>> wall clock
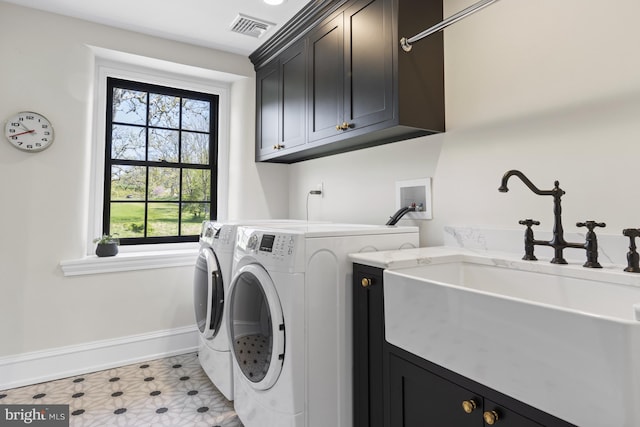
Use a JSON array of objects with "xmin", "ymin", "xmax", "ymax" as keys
[{"xmin": 4, "ymin": 111, "xmax": 55, "ymax": 152}]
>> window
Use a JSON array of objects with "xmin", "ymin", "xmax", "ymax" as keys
[{"xmin": 104, "ymin": 77, "xmax": 218, "ymax": 245}]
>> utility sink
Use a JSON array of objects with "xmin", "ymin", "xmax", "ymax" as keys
[{"xmin": 384, "ymin": 255, "xmax": 640, "ymax": 427}]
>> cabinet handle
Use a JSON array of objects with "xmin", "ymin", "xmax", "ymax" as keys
[
  {"xmin": 272, "ymin": 144, "xmax": 285, "ymax": 150},
  {"xmin": 361, "ymin": 277, "xmax": 373, "ymax": 288},
  {"xmin": 336, "ymin": 122, "xmax": 351, "ymax": 131},
  {"xmin": 461, "ymin": 399, "xmax": 477, "ymax": 414},
  {"xmin": 483, "ymin": 410, "xmax": 500, "ymax": 425}
]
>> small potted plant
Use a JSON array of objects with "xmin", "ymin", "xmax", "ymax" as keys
[{"xmin": 93, "ymin": 234, "xmax": 119, "ymax": 257}]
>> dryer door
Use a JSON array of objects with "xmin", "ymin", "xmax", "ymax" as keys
[
  {"xmin": 193, "ymin": 247, "xmax": 225, "ymax": 339},
  {"xmin": 228, "ymin": 263, "xmax": 285, "ymax": 391}
]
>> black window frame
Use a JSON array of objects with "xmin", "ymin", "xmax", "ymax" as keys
[{"xmin": 103, "ymin": 77, "xmax": 218, "ymax": 245}]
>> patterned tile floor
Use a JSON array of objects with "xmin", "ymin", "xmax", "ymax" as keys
[{"xmin": 0, "ymin": 352, "xmax": 243, "ymax": 427}]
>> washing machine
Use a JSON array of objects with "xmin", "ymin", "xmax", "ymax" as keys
[
  {"xmin": 227, "ymin": 223, "xmax": 419, "ymax": 427},
  {"xmin": 193, "ymin": 220, "xmax": 325, "ymax": 401}
]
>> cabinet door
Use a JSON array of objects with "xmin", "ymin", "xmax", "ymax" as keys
[
  {"xmin": 279, "ymin": 39, "xmax": 307, "ymax": 151},
  {"xmin": 307, "ymin": 14, "xmax": 344, "ymax": 142},
  {"xmin": 388, "ymin": 352, "xmax": 478, "ymax": 427},
  {"xmin": 256, "ymin": 61, "xmax": 279, "ymax": 158},
  {"xmin": 353, "ymin": 265, "xmax": 385, "ymax": 427},
  {"xmin": 344, "ymin": 0, "xmax": 393, "ymax": 130},
  {"xmin": 483, "ymin": 400, "xmax": 544, "ymax": 427}
]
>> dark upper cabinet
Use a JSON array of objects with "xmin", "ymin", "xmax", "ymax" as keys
[
  {"xmin": 307, "ymin": 14, "xmax": 345, "ymax": 142},
  {"xmin": 256, "ymin": 61, "xmax": 279, "ymax": 158},
  {"xmin": 256, "ymin": 39, "xmax": 307, "ymax": 159},
  {"xmin": 343, "ymin": 0, "xmax": 393, "ymax": 132},
  {"xmin": 308, "ymin": 0, "xmax": 392, "ymax": 143},
  {"xmin": 251, "ymin": 0, "xmax": 445, "ymax": 163}
]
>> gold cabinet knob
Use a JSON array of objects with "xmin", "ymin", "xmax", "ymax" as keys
[
  {"xmin": 361, "ymin": 277, "xmax": 372, "ymax": 288},
  {"xmin": 461, "ymin": 399, "xmax": 477, "ymax": 414},
  {"xmin": 336, "ymin": 122, "xmax": 350, "ymax": 131},
  {"xmin": 272, "ymin": 144, "xmax": 285, "ymax": 150},
  {"xmin": 483, "ymin": 410, "xmax": 500, "ymax": 425}
]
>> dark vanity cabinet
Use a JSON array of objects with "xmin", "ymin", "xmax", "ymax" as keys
[
  {"xmin": 251, "ymin": 0, "xmax": 444, "ymax": 163},
  {"xmin": 352, "ymin": 263, "xmax": 576, "ymax": 427},
  {"xmin": 353, "ymin": 264, "xmax": 386, "ymax": 427},
  {"xmin": 387, "ymin": 351, "xmax": 552, "ymax": 427}
]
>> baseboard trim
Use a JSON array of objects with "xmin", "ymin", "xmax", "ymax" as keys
[{"xmin": 0, "ymin": 326, "xmax": 199, "ymax": 390}]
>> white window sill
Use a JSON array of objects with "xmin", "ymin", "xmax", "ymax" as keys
[{"xmin": 60, "ymin": 247, "xmax": 199, "ymax": 276}]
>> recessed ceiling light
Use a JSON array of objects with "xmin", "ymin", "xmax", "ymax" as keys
[{"xmin": 264, "ymin": 0, "xmax": 286, "ymax": 5}]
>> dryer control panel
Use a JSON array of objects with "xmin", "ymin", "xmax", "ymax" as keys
[{"xmin": 199, "ymin": 221, "xmax": 222, "ymax": 246}]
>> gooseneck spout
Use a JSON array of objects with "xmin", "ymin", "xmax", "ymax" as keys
[
  {"xmin": 498, "ymin": 170, "xmax": 564, "ymax": 197},
  {"xmin": 498, "ymin": 170, "xmax": 588, "ymax": 265}
]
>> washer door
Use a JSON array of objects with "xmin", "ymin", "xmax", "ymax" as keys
[
  {"xmin": 193, "ymin": 247, "xmax": 224, "ymax": 339},
  {"xmin": 228, "ymin": 264, "xmax": 285, "ymax": 391}
]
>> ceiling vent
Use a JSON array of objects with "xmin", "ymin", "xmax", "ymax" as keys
[{"xmin": 230, "ymin": 14, "xmax": 275, "ymax": 38}]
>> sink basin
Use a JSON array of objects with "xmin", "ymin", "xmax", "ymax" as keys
[{"xmin": 384, "ymin": 255, "xmax": 640, "ymax": 427}]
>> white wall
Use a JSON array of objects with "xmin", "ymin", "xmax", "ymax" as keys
[
  {"xmin": 0, "ymin": 1, "xmax": 287, "ymax": 360},
  {"xmin": 290, "ymin": 0, "xmax": 640, "ymax": 248},
  {"xmin": 228, "ymin": 78, "xmax": 290, "ymax": 219}
]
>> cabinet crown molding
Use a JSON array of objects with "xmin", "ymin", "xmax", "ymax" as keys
[{"xmin": 250, "ymin": 0, "xmax": 348, "ymax": 70}]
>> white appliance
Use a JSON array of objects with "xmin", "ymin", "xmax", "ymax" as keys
[
  {"xmin": 193, "ymin": 220, "xmax": 324, "ymax": 401},
  {"xmin": 227, "ymin": 223, "xmax": 419, "ymax": 427}
]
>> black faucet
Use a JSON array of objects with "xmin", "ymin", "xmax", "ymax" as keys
[{"xmin": 499, "ymin": 170, "xmax": 605, "ymax": 266}]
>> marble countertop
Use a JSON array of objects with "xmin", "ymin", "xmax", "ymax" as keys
[
  {"xmin": 350, "ymin": 246, "xmax": 462, "ymax": 269},
  {"xmin": 349, "ymin": 245, "xmax": 640, "ymax": 288}
]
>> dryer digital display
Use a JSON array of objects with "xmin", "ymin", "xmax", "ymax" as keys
[{"xmin": 259, "ymin": 234, "xmax": 276, "ymax": 252}]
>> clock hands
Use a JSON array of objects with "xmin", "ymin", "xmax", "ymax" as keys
[
  {"xmin": 10, "ymin": 129, "xmax": 35, "ymax": 138},
  {"xmin": 12, "ymin": 121, "xmax": 36, "ymax": 137}
]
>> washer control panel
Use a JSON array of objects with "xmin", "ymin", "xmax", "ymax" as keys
[
  {"xmin": 257, "ymin": 233, "xmax": 295, "ymax": 259},
  {"xmin": 237, "ymin": 228, "xmax": 299, "ymax": 268}
]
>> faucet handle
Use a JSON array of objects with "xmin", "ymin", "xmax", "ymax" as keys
[
  {"xmin": 577, "ymin": 221, "xmax": 605, "ymax": 268},
  {"xmin": 519, "ymin": 219, "xmax": 539, "ymax": 261},
  {"xmin": 623, "ymin": 229, "xmax": 640, "ymax": 273},
  {"xmin": 519, "ymin": 219, "xmax": 540, "ymax": 227},
  {"xmin": 576, "ymin": 221, "xmax": 606, "ymax": 231}
]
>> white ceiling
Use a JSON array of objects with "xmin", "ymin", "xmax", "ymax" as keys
[{"xmin": 3, "ymin": 0, "xmax": 310, "ymax": 56}]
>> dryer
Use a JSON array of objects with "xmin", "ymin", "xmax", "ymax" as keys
[
  {"xmin": 193, "ymin": 220, "xmax": 325, "ymax": 401},
  {"xmin": 227, "ymin": 223, "xmax": 419, "ymax": 427}
]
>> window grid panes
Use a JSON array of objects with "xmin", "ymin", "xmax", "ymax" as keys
[{"xmin": 104, "ymin": 77, "xmax": 218, "ymax": 245}]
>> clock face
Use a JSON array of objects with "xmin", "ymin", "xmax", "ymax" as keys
[{"xmin": 4, "ymin": 111, "xmax": 55, "ymax": 152}]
